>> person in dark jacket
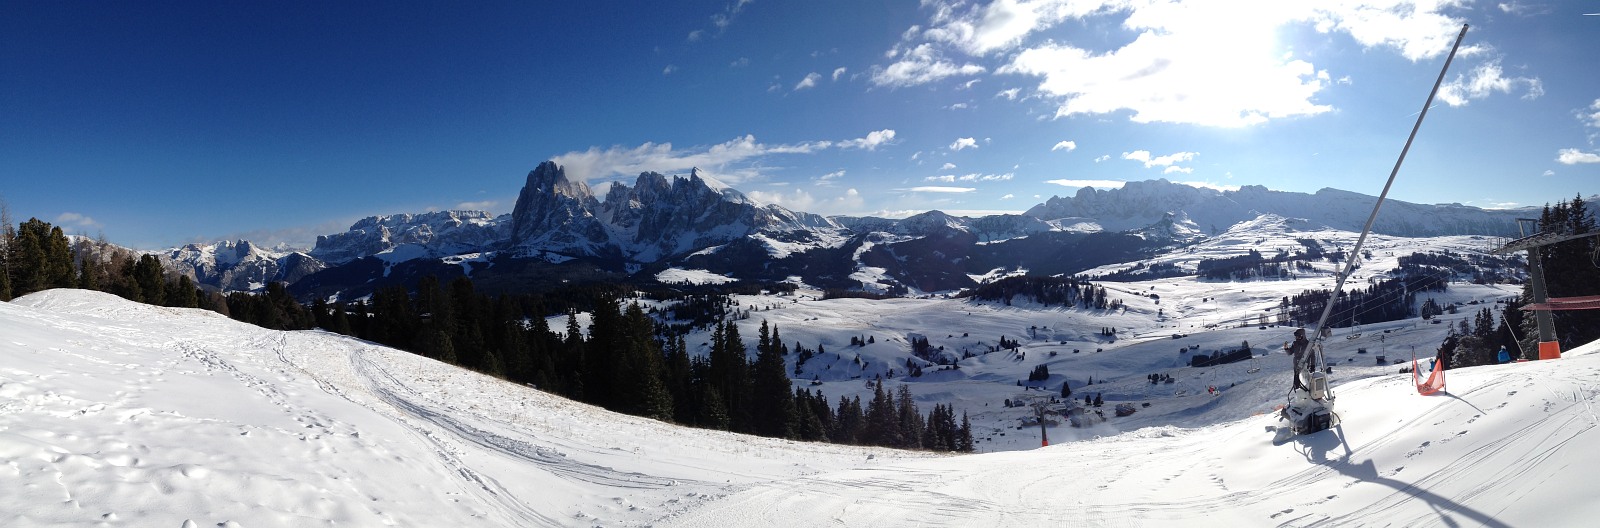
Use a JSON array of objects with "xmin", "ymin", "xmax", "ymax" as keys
[{"xmin": 1285, "ymin": 328, "xmax": 1310, "ymax": 392}]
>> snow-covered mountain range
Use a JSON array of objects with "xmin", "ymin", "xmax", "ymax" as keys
[
  {"xmin": 1026, "ymin": 180, "xmax": 1526, "ymax": 237},
  {"xmin": 161, "ymin": 240, "xmax": 324, "ymax": 292},
  {"xmin": 161, "ymin": 163, "xmax": 1536, "ymax": 298}
]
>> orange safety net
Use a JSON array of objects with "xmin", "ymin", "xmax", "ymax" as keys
[
  {"xmin": 1412, "ymin": 355, "xmax": 1446, "ymax": 395},
  {"xmin": 1522, "ymin": 294, "xmax": 1600, "ymax": 311}
]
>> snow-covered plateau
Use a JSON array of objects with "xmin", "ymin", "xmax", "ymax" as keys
[{"xmin": 4, "ymin": 289, "xmax": 1598, "ymax": 527}]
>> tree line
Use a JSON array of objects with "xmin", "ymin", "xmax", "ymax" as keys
[
  {"xmin": 963, "ymin": 275, "xmax": 1119, "ymax": 309},
  {"xmin": 0, "ymin": 215, "xmax": 217, "ymax": 310},
  {"xmin": 0, "ymin": 212, "xmax": 973, "ymax": 452},
  {"xmin": 1517, "ymin": 195, "xmax": 1599, "ymax": 354}
]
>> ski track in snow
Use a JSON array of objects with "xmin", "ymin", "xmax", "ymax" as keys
[{"xmin": 6, "ymin": 290, "xmax": 1600, "ymax": 526}]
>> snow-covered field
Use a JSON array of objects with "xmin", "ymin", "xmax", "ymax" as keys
[{"xmin": 5, "ymin": 289, "xmax": 1599, "ymax": 526}]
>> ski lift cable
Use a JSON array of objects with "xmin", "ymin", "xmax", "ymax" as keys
[
  {"xmin": 1500, "ymin": 309, "xmax": 1530, "ymax": 358},
  {"xmin": 1255, "ymin": 261, "xmax": 1488, "ymax": 344}
]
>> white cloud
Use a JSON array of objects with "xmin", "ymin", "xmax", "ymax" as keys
[
  {"xmin": 903, "ymin": 186, "xmax": 977, "ymax": 193},
  {"xmin": 200, "ymin": 218, "xmax": 353, "ymax": 252},
  {"xmin": 688, "ymin": 30, "xmax": 705, "ymax": 42},
  {"xmin": 551, "ymin": 129, "xmax": 896, "ymax": 184},
  {"xmin": 941, "ymin": 162, "xmax": 956, "ymax": 170},
  {"xmin": 1162, "ymin": 166, "xmax": 1194, "ymax": 174},
  {"xmin": 922, "ymin": 0, "xmax": 1113, "ymax": 56},
  {"xmin": 55, "ymin": 212, "xmax": 101, "ymax": 230},
  {"xmin": 747, "ymin": 188, "xmax": 815, "ymax": 211},
  {"xmin": 832, "ymin": 67, "xmax": 848, "ymax": 81},
  {"xmin": 996, "ymin": 87, "xmax": 1020, "ymax": 100},
  {"xmin": 1002, "ymin": 27, "xmax": 1333, "ymax": 127},
  {"xmin": 1556, "ymin": 148, "xmax": 1600, "ymax": 165},
  {"xmin": 794, "ymin": 72, "xmax": 822, "ymax": 91},
  {"xmin": 871, "ymin": 43, "xmax": 986, "ymax": 87},
  {"xmin": 960, "ymin": 172, "xmax": 1014, "ymax": 181},
  {"xmin": 1000, "ymin": 193, "xmax": 1015, "ymax": 200},
  {"xmin": 819, "ymin": 170, "xmax": 845, "ymax": 181},
  {"xmin": 730, "ymin": 57, "xmax": 750, "ymax": 68},
  {"xmin": 1122, "ymin": 150, "xmax": 1197, "ymax": 168},
  {"xmin": 1174, "ymin": 180, "xmax": 1240, "ymax": 192},
  {"xmin": 891, "ymin": 1, "xmax": 1487, "ymax": 127},
  {"xmin": 1051, "ymin": 140, "xmax": 1077, "ymax": 152},
  {"xmin": 1542, "ymin": 170, "xmax": 1555, "ymax": 177},
  {"xmin": 711, "ymin": 0, "xmax": 754, "ymax": 30},
  {"xmin": 663, "ymin": 65, "xmax": 678, "ymax": 75},
  {"xmin": 949, "ymin": 137, "xmax": 979, "ymax": 151},
  {"xmin": 1436, "ymin": 59, "xmax": 1543, "ymax": 106},
  {"xmin": 1093, "ymin": 154, "xmax": 1111, "ymax": 163},
  {"xmin": 837, "ymin": 188, "xmax": 865, "ymax": 211},
  {"xmin": 455, "ymin": 200, "xmax": 498, "ymax": 212},
  {"xmin": 948, "ymin": 102, "xmax": 970, "ymax": 110},
  {"xmin": 1581, "ymin": 99, "xmax": 1600, "ymax": 142},
  {"xmin": 748, "ymin": 188, "xmax": 862, "ymax": 215},
  {"xmin": 926, "ymin": 175, "xmax": 957, "ymax": 182},
  {"xmin": 838, "ymin": 129, "xmax": 897, "ymax": 150},
  {"xmin": 1311, "ymin": 3, "xmax": 1468, "ymax": 62},
  {"xmin": 1045, "ymin": 179, "xmax": 1125, "ymax": 189}
]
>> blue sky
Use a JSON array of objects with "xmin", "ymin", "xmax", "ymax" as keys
[{"xmin": 3, "ymin": 1, "xmax": 1598, "ymax": 250}]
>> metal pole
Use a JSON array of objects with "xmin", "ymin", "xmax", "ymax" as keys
[
  {"xmin": 1310, "ymin": 24, "xmax": 1469, "ymax": 347},
  {"xmin": 1528, "ymin": 245, "xmax": 1557, "ymax": 341}
]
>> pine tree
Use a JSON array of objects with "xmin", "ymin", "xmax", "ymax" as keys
[
  {"xmin": 832, "ymin": 395, "xmax": 864, "ymax": 444},
  {"xmin": 751, "ymin": 320, "xmax": 797, "ymax": 438},
  {"xmin": 664, "ymin": 334, "xmax": 693, "ymax": 423},
  {"xmin": 45, "ymin": 226, "xmax": 74, "ymax": 289},
  {"xmin": 167, "ymin": 275, "xmax": 199, "ymax": 308},
  {"xmin": 862, "ymin": 384, "xmax": 897, "ymax": 446},
  {"xmin": 562, "ymin": 310, "xmax": 586, "ymax": 400},
  {"xmin": 614, "ymin": 303, "xmax": 673, "ymax": 420},
  {"xmin": 9, "ymin": 218, "xmax": 49, "ymax": 296},
  {"xmin": 958, "ymin": 412, "xmax": 975, "ymax": 452},
  {"xmin": 132, "ymin": 254, "xmax": 165, "ymax": 305},
  {"xmin": 75, "ymin": 246, "xmax": 100, "ymax": 291},
  {"xmin": 0, "ymin": 200, "xmax": 14, "ymax": 301},
  {"xmin": 709, "ymin": 321, "xmax": 752, "ymax": 433}
]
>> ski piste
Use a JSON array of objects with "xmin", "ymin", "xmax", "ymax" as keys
[{"xmin": 1278, "ymin": 23, "xmax": 1469, "ymax": 438}]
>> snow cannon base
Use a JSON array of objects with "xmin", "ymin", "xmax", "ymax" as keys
[{"xmin": 1281, "ymin": 388, "xmax": 1338, "ymax": 436}]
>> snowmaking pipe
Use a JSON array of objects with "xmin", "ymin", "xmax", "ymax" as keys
[{"xmin": 1309, "ymin": 23, "xmax": 1469, "ymax": 345}]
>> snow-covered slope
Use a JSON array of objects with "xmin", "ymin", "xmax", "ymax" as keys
[
  {"xmin": 0, "ymin": 290, "xmax": 923, "ymax": 527},
  {"xmin": 5, "ymin": 289, "xmax": 1598, "ymax": 526}
]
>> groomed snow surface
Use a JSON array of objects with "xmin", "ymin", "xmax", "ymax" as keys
[{"xmin": 5, "ymin": 290, "xmax": 1599, "ymax": 527}]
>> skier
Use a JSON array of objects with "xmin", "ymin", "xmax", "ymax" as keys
[
  {"xmin": 1497, "ymin": 345, "xmax": 1512, "ymax": 364},
  {"xmin": 1284, "ymin": 328, "xmax": 1311, "ymax": 392}
]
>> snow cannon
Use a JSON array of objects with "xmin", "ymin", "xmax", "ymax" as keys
[{"xmin": 1282, "ymin": 388, "xmax": 1339, "ymax": 436}]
